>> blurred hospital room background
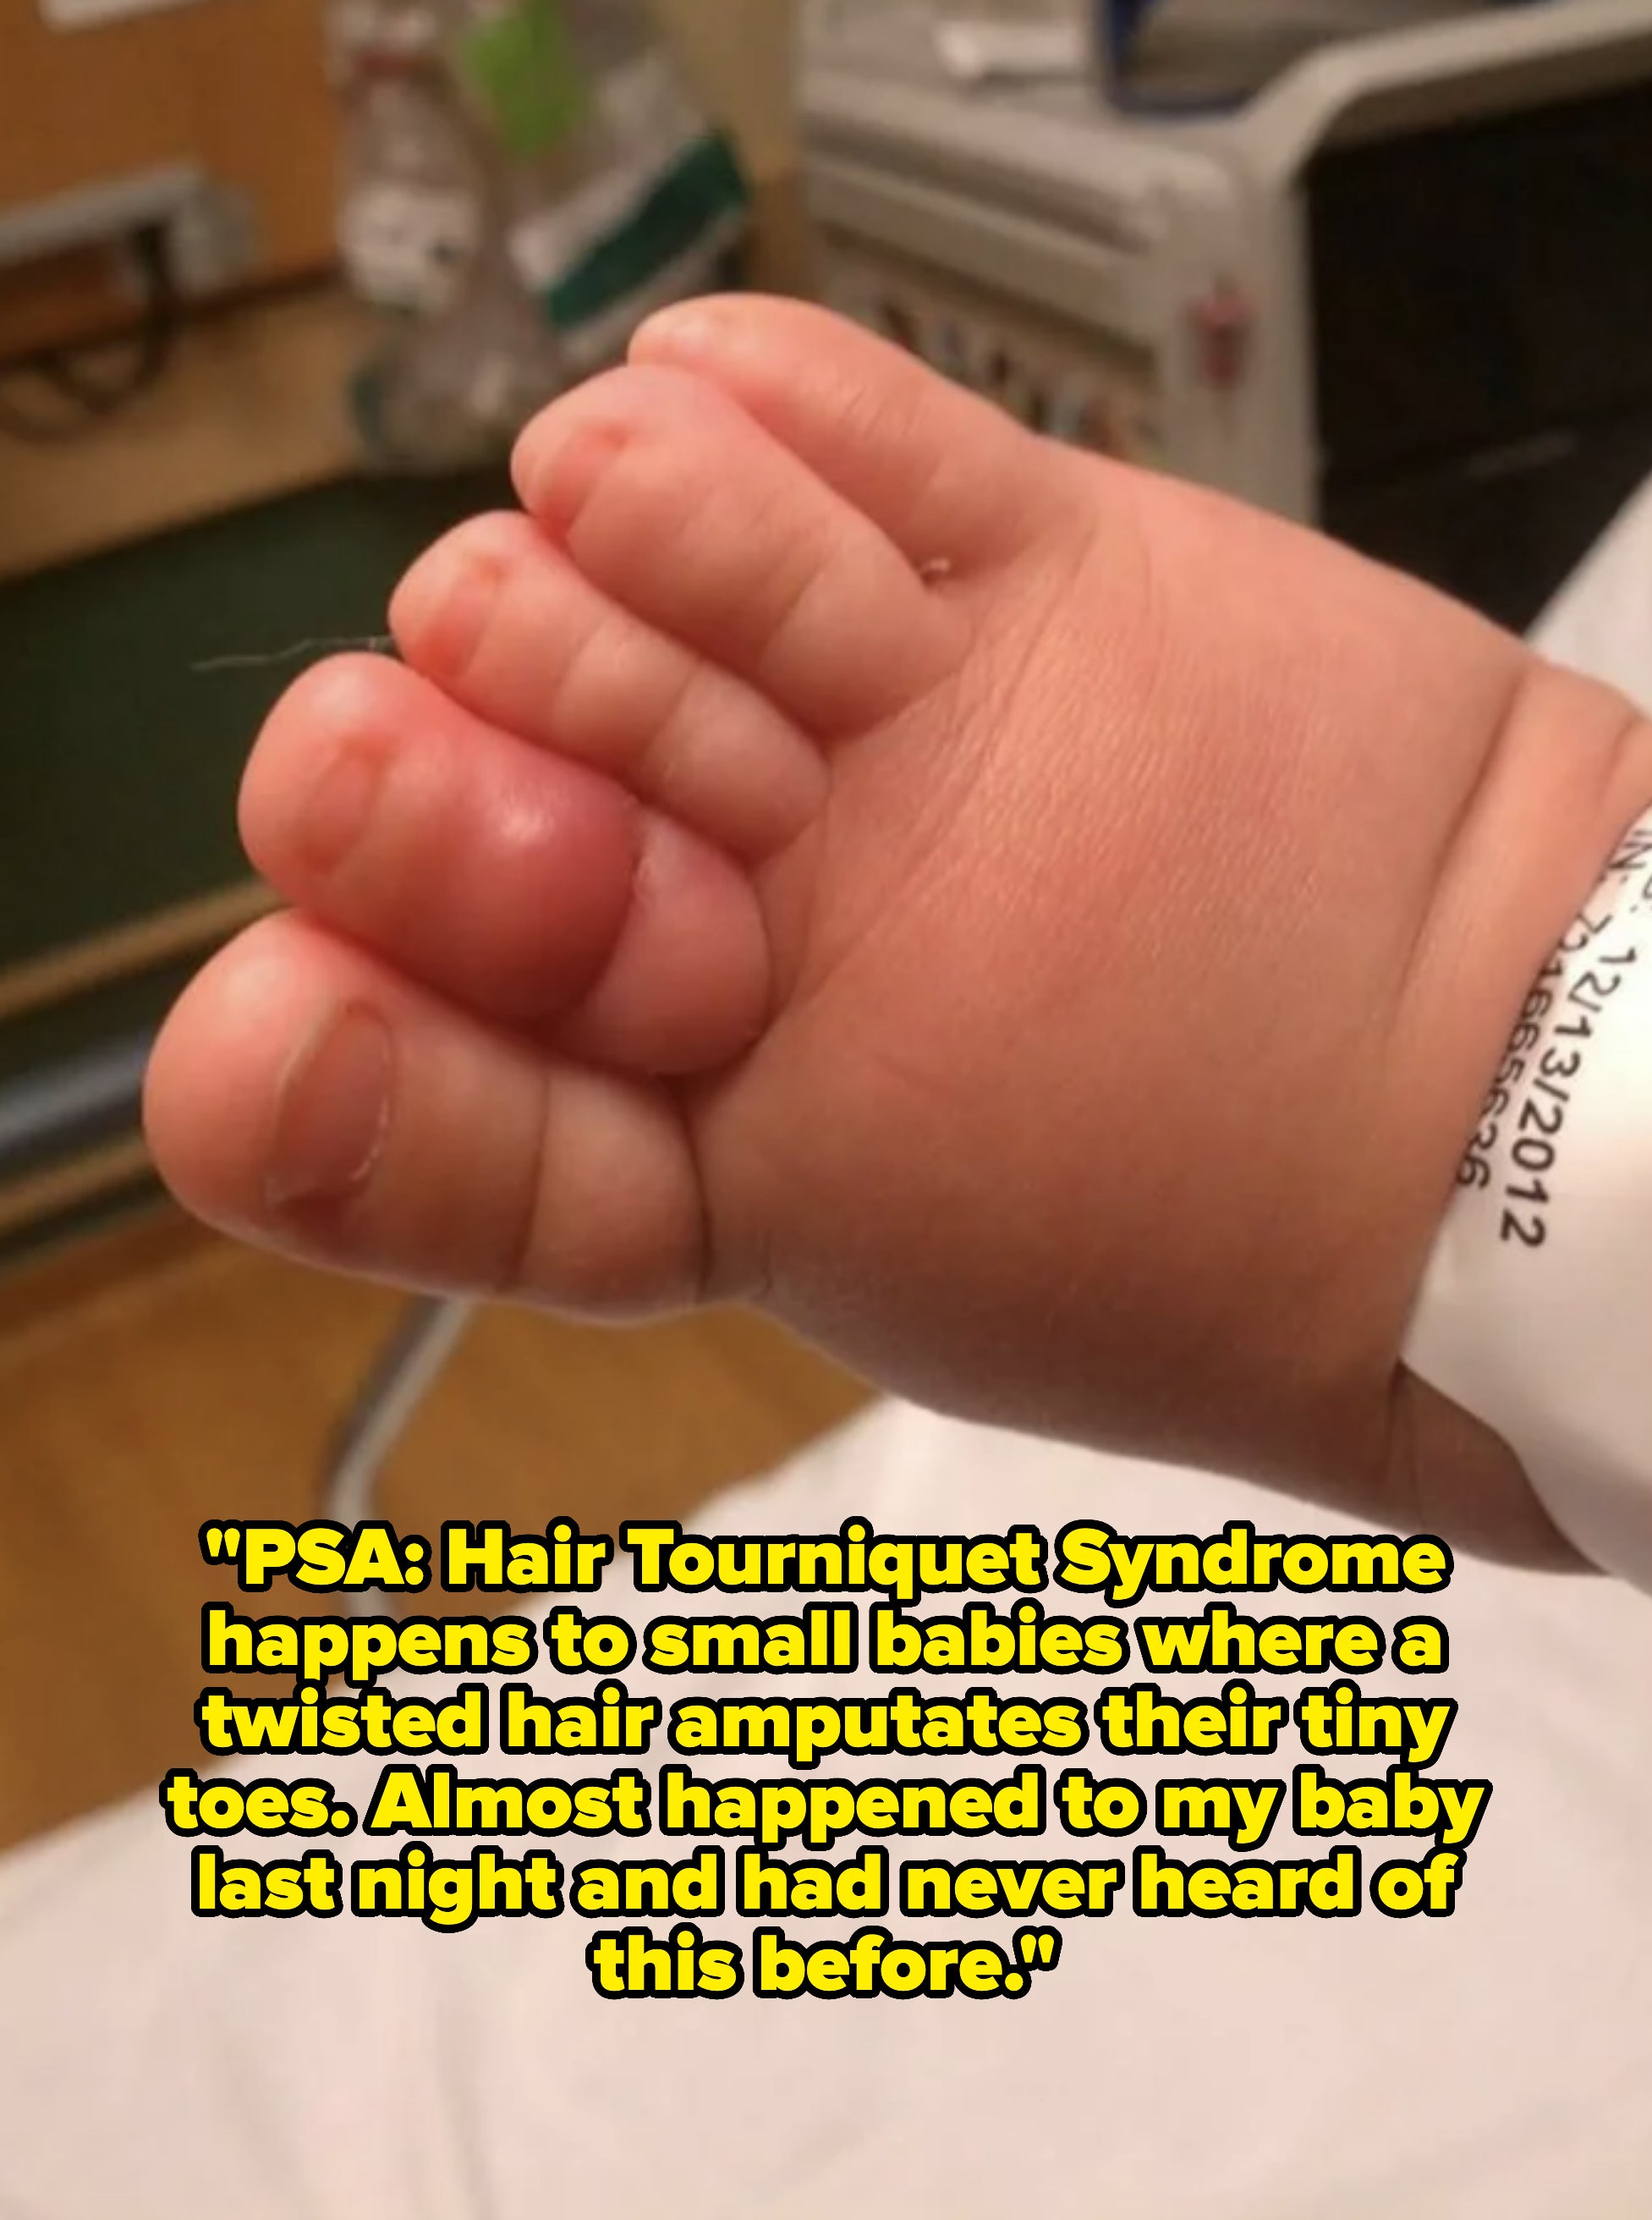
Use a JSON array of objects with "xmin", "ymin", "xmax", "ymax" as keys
[{"xmin": 2, "ymin": 0, "xmax": 1649, "ymax": 1853}]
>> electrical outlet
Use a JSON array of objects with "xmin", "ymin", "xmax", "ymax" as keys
[{"xmin": 40, "ymin": 0, "xmax": 207, "ymax": 29}]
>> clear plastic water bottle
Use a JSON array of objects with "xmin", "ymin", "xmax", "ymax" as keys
[
  {"xmin": 331, "ymin": 0, "xmax": 566, "ymax": 469},
  {"xmin": 330, "ymin": 0, "xmax": 745, "ymax": 462},
  {"xmin": 442, "ymin": 0, "xmax": 749, "ymax": 374}
]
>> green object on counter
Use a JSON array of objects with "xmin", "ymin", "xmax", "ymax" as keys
[
  {"xmin": 546, "ymin": 132, "xmax": 749, "ymax": 338},
  {"xmin": 460, "ymin": 0, "xmax": 590, "ymax": 160}
]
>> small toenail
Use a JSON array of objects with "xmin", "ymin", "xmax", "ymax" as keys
[
  {"xmin": 299, "ymin": 742, "xmax": 386, "ymax": 876},
  {"xmin": 635, "ymin": 301, "xmax": 735, "ymax": 358},
  {"xmin": 266, "ymin": 1002, "xmax": 392, "ymax": 1213},
  {"xmin": 526, "ymin": 420, "xmax": 632, "ymax": 532},
  {"xmin": 919, "ymin": 556, "xmax": 954, "ymax": 585},
  {"xmin": 395, "ymin": 548, "xmax": 504, "ymax": 677}
]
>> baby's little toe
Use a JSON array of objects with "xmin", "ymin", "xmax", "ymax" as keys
[{"xmin": 512, "ymin": 363, "xmax": 966, "ymax": 743}]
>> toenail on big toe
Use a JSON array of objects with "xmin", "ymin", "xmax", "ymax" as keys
[{"xmin": 266, "ymin": 1002, "xmax": 393, "ymax": 1212}]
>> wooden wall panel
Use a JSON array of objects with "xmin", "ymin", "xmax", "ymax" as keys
[{"xmin": 0, "ymin": 0, "xmax": 339, "ymax": 355}]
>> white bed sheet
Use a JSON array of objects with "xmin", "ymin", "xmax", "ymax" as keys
[
  {"xmin": 2, "ymin": 491, "xmax": 1650, "ymax": 2218},
  {"xmin": 1, "ymin": 1408, "xmax": 1649, "ymax": 2219}
]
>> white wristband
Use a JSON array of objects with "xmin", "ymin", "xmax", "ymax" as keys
[{"xmin": 1403, "ymin": 808, "xmax": 1652, "ymax": 1591}]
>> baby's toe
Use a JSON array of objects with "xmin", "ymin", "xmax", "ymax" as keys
[
  {"xmin": 632, "ymin": 294, "xmax": 1076, "ymax": 574},
  {"xmin": 144, "ymin": 914, "xmax": 710, "ymax": 1314},
  {"xmin": 241, "ymin": 654, "xmax": 769, "ymax": 1076},
  {"xmin": 512, "ymin": 363, "xmax": 966, "ymax": 742},
  {"xmin": 391, "ymin": 512, "xmax": 826, "ymax": 862}
]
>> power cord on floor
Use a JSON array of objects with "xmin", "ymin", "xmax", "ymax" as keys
[{"xmin": 0, "ymin": 222, "xmax": 180, "ymax": 443}]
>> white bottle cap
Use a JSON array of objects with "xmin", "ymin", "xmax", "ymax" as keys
[{"xmin": 1404, "ymin": 808, "xmax": 1652, "ymax": 1591}]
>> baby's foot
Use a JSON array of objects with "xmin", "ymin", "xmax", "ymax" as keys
[{"xmin": 146, "ymin": 299, "xmax": 1652, "ymax": 1564}]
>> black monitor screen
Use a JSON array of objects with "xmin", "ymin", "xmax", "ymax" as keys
[{"xmin": 1309, "ymin": 78, "xmax": 1652, "ymax": 491}]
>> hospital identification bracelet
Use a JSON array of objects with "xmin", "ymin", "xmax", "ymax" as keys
[{"xmin": 1403, "ymin": 805, "xmax": 1652, "ymax": 1592}]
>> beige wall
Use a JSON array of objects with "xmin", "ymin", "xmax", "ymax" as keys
[
  {"xmin": 653, "ymin": 0, "xmax": 808, "ymax": 294},
  {"xmin": 651, "ymin": 0, "xmax": 799, "ymax": 183},
  {"xmin": 0, "ymin": 0, "xmax": 337, "ymax": 357}
]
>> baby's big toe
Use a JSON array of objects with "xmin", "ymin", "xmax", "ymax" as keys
[{"xmin": 145, "ymin": 915, "xmax": 710, "ymax": 1315}]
